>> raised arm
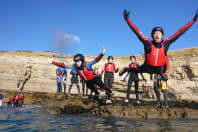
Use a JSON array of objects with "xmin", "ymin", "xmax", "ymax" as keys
[
  {"xmin": 164, "ymin": 10, "xmax": 198, "ymax": 48},
  {"xmin": 123, "ymin": 9, "xmax": 152, "ymax": 44},
  {"xmin": 86, "ymin": 48, "xmax": 105, "ymax": 70}
]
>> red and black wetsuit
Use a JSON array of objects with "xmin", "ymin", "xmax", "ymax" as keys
[
  {"xmin": 125, "ymin": 17, "xmax": 196, "ymax": 78},
  {"xmin": 52, "ymin": 52, "xmax": 112, "ymax": 99},
  {"xmin": 102, "ymin": 63, "xmax": 118, "ymax": 89}
]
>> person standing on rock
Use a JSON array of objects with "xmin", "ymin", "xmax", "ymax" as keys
[
  {"xmin": 101, "ymin": 56, "xmax": 119, "ymax": 94},
  {"xmin": 0, "ymin": 90, "xmax": 4, "ymax": 106},
  {"xmin": 62, "ymin": 67, "xmax": 68, "ymax": 94},
  {"xmin": 153, "ymin": 56, "xmax": 169, "ymax": 108},
  {"xmin": 50, "ymin": 48, "xmax": 113, "ymax": 104},
  {"xmin": 19, "ymin": 92, "xmax": 25, "ymax": 107},
  {"xmin": 68, "ymin": 69, "xmax": 80, "ymax": 95},
  {"xmin": 56, "ymin": 67, "xmax": 65, "ymax": 93},
  {"xmin": 121, "ymin": 9, "xmax": 198, "ymax": 81},
  {"xmin": 122, "ymin": 56, "xmax": 146, "ymax": 104}
]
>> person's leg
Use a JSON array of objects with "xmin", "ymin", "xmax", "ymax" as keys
[
  {"xmin": 82, "ymin": 80, "xmax": 85, "ymax": 96},
  {"xmin": 126, "ymin": 75, "xmax": 133, "ymax": 101},
  {"xmin": 163, "ymin": 90, "xmax": 168, "ymax": 107},
  {"xmin": 134, "ymin": 80, "xmax": 139, "ymax": 101},
  {"xmin": 63, "ymin": 82, "xmax": 66, "ymax": 93},
  {"xmin": 75, "ymin": 78, "xmax": 80, "ymax": 94},
  {"xmin": 68, "ymin": 78, "xmax": 74, "ymax": 94},
  {"xmin": 109, "ymin": 73, "xmax": 114, "ymax": 90}
]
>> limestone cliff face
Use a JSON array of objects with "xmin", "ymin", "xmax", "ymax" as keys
[{"xmin": 0, "ymin": 47, "xmax": 198, "ymax": 101}]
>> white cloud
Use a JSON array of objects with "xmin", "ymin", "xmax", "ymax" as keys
[
  {"xmin": 63, "ymin": 33, "xmax": 80, "ymax": 43},
  {"xmin": 55, "ymin": 32, "xmax": 80, "ymax": 51}
]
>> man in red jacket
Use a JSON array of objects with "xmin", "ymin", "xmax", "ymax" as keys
[{"xmin": 122, "ymin": 9, "xmax": 198, "ymax": 80}]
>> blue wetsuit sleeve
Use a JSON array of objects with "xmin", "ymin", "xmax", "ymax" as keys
[{"xmin": 87, "ymin": 61, "xmax": 96, "ymax": 71}]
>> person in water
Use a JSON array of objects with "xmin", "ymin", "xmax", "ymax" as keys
[
  {"xmin": 122, "ymin": 9, "xmax": 198, "ymax": 80},
  {"xmin": 13, "ymin": 93, "xmax": 19, "ymax": 107},
  {"xmin": 50, "ymin": 48, "xmax": 113, "ymax": 104},
  {"xmin": 153, "ymin": 56, "xmax": 169, "ymax": 108},
  {"xmin": 19, "ymin": 92, "xmax": 25, "ymax": 106},
  {"xmin": 122, "ymin": 56, "xmax": 146, "ymax": 104}
]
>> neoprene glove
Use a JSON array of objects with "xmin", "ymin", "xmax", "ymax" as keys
[
  {"xmin": 194, "ymin": 10, "xmax": 198, "ymax": 21},
  {"xmin": 123, "ymin": 9, "xmax": 130, "ymax": 19}
]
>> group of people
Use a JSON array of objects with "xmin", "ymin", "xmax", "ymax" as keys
[
  {"xmin": 6, "ymin": 92, "xmax": 25, "ymax": 107},
  {"xmin": 50, "ymin": 9, "xmax": 198, "ymax": 106},
  {"xmin": 0, "ymin": 90, "xmax": 25, "ymax": 107}
]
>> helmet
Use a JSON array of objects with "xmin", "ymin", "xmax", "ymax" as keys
[
  {"xmin": 108, "ymin": 56, "xmax": 113, "ymax": 60},
  {"xmin": 130, "ymin": 55, "xmax": 136, "ymax": 60},
  {"xmin": 94, "ymin": 65, "xmax": 99, "ymax": 69},
  {"xmin": 151, "ymin": 27, "xmax": 164, "ymax": 38},
  {"xmin": 73, "ymin": 54, "xmax": 84, "ymax": 62}
]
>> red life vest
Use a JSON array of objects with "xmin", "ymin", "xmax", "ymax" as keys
[
  {"xmin": 56, "ymin": 68, "xmax": 65, "ymax": 75},
  {"xmin": 15, "ymin": 95, "xmax": 19, "ymax": 101},
  {"xmin": 77, "ymin": 67, "xmax": 94, "ymax": 81},
  {"xmin": 129, "ymin": 63, "xmax": 138, "ymax": 69},
  {"xmin": 104, "ymin": 63, "xmax": 116, "ymax": 73},
  {"xmin": 146, "ymin": 43, "xmax": 166, "ymax": 66},
  {"xmin": 20, "ymin": 95, "xmax": 25, "ymax": 100}
]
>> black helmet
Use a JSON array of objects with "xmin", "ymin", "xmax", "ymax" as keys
[
  {"xmin": 151, "ymin": 27, "xmax": 164, "ymax": 38},
  {"xmin": 73, "ymin": 54, "xmax": 84, "ymax": 62},
  {"xmin": 130, "ymin": 55, "xmax": 136, "ymax": 60},
  {"xmin": 108, "ymin": 56, "xmax": 113, "ymax": 60}
]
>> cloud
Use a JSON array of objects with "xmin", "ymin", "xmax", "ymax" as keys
[{"xmin": 55, "ymin": 32, "xmax": 80, "ymax": 52}]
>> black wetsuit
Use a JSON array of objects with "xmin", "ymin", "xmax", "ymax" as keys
[
  {"xmin": 68, "ymin": 70, "xmax": 80, "ymax": 94},
  {"xmin": 125, "ymin": 16, "xmax": 196, "ymax": 78},
  {"xmin": 124, "ymin": 63, "xmax": 145, "ymax": 100}
]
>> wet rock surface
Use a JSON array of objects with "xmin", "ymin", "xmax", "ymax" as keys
[{"xmin": 2, "ymin": 90, "xmax": 198, "ymax": 120}]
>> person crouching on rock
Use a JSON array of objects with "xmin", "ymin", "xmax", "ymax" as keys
[
  {"xmin": 50, "ymin": 48, "xmax": 113, "ymax": 104},
  {"xmin": 19, "ymin": 92, "xmax": 25, "ymax": 107},
  {"xmin": 121, "ymin": 56, "xmax": 146, "ymax": 104},
  {"xmin": 153, "ymin": 56, "xmax": 169, "ymax": 109},
  {"xmin": 122, "ymin": 9, "xmax": 198, "ymax": 81}
]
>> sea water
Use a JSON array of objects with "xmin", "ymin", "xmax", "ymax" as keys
[{"xmin": 0, "ymin": 105, "xmax": 198, "ymax": 132}]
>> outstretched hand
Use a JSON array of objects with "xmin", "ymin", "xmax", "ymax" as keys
[
  {"xmin": 102, "ymin": 47, "xmax": 106, "ymax": 55},
  {"xmin": 194, "ymin": 10, "xmax": 198, "ymax": 21},
  {"xmin": 123, "ymin": 9, "xmax": 130, "ymax": 19}
]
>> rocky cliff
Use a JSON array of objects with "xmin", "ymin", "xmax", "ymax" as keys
[{"xmin": 0, "ymin": 47, "xmax": 198, "ymax": 101}]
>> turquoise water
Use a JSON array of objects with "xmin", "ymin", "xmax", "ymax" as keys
[{"xmin": 0, "ymin": 106, "xmax": 198, "ymax": 132}]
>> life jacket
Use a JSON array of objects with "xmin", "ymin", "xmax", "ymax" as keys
[
  {"xmin": 129, "ymin": 63, "xmax": 138, "ymax": 69},
  {"xmin": 77, "ymin": 67, "xmax": 94, "ymax": 81},
  {"xmin": 146, "ymin": 43, "xmax": 166, "ymax": 66},
  {"xmin": 20, "ymin": 95, "xmax": 25, "ymax": 100},
  {"xmin": 104, "ymin": 63, "xmax": 116, "ymax": 73},
  {"xmin": 56, "ymin": 68, "xmax": 65, "ymax": 75},
  {"xmin": 15, "ymin": 95, "xmax": 19, "ymax": 101},
  {"xmin": 9, "ymin": 98, "xmax": 13, "ymax": 102}
]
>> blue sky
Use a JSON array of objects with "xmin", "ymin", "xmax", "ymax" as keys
[{"xmin": 0, "ymin": 0, "xmax": 197, "ymax": 56}]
